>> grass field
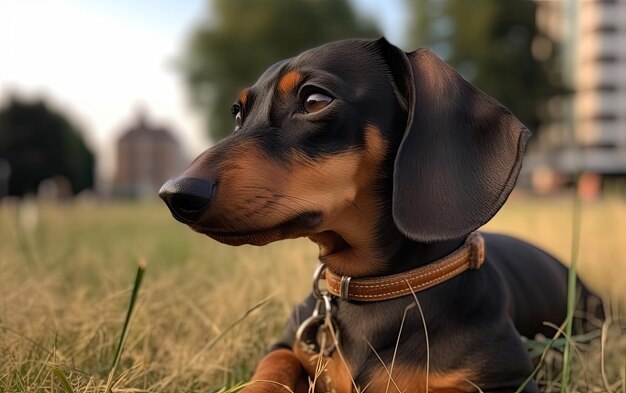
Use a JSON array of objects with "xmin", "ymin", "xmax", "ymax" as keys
[{"xmin": 0, "ymin": 196, "xmax": 625, "ymax": 392}]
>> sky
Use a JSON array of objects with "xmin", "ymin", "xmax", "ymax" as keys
[{"xmin": 0, "ymin": 0, "xmax": 408, "ymax": 187}]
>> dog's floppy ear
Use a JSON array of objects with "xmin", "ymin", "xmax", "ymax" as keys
[{"xmin": 377, "ymin": 38, "xmax": 531, "ymax": 243}]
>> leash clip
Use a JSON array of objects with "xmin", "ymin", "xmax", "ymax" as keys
[{"xmin": 296, "ymin": 264, "xmax": 338, "ymax": 357}]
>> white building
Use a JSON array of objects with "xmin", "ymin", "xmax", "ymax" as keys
[{"xmin": 526, "ymin": 0, "xmax": 626, "ymax": 193}]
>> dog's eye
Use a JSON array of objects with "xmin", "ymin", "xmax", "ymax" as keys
[
  {"xmin": 231, "ymin": 104, "xmax": 243, "ymax": 130},
  {"xmin": 303, "ymin": 93, "xmax": 332, "ymax": 114}
]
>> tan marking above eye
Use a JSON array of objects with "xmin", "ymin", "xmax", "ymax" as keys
[
  {"xmin": 304, "ymin": 92, "xmax": 332, "ymax": 114},
  {"xmin": 239, "ymin": 89, "xmax": 249, "ymax": 106},
  {"xmin": 278, "ymin": 71, "xmax": 302, "ymax": 95}
]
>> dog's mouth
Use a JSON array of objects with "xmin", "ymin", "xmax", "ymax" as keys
[
  {"xmin": 308, "ymin": 230, "xmax": 351, "ymax": 256},
  {"xmin": 191, "ymin": 212, "xmax": 323, "ymax": 246}
]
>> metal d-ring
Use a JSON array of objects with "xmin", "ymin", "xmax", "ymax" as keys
[
  {"xmin": 312, "ymin": 263, "xmax": 328, "ymax": 300},
  {"xmin": 311, "ymin": 263, "xmax": 333, "ymax": 317}
]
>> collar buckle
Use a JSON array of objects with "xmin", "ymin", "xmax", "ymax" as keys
[{"xmin": 339, "ymin": 276, "xmax": 351, "ymax": 300}]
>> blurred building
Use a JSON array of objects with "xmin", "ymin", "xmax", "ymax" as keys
[
  {"xmin": 526, "ymin": 1, "xmax": 626, "ymax": 194},
  {"xmin": 114, "ymin": 112, "xmax": 185, "ymax": 199}
]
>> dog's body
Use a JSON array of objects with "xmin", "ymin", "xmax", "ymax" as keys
[
  {"xmin": 160, "ymin": 38, "xmax": 600, "ymax": 392},
  {"xmin": 271, "ymin": 233, "xmax": 583, "ymax": 392}
]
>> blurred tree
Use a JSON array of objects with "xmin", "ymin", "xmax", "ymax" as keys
[
  {"xmin": 183, "ymin": 0, "xmax": 380, "ymax": 141},
  {"xmin": 0, "ymin": 98, "xmax": 95, "ymax": 197},
  {"xmin": 406, "ymin": 0, "xmax": 559, "ymax": 132}
]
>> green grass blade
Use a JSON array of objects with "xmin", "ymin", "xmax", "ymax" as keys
[
  {"xmin": 516, "ymin": 321, "xmax": 567, "ymax": 393},
  {"xmin": 52, "ymin": 367, "xmax": 75, "ymax": 393},
  {"xmin": 561, "ymin": 179, "xmax": 582, "ymax": 393},
  {"xmin": 104, "ymin": 259, "xmax": 146, "ymax": 393}
]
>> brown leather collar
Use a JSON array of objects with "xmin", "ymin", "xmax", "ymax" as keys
[{"xmin": 323, "ymin": 232, "xmax": 485, "ymax": 302}]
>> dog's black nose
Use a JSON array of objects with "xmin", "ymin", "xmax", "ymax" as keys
[{"xmin": 159, "ymin": 177, "xmax": 215, "ymax": 224}]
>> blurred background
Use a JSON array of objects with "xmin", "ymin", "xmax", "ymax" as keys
[{"xmin": 1, "ymin": 0, "xmax": 625, "ymax": 200}]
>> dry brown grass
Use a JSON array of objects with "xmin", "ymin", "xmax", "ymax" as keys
[
  {"xmin": 0, "ymin": 196, "xmax": 624, "ymax": 392},
  {"xmin": 484, "ymin": 196, "xmax": 626, "ymax": 302}
]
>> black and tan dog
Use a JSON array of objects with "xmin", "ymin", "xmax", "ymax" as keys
[{"xmin": 160, "ymin": 38, "xmax": 599, "ymax": 392}]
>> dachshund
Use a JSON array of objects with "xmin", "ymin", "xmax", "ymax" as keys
[{"xmin": 160, "ymin": 38, "xmax": 601, "ymax": 393}]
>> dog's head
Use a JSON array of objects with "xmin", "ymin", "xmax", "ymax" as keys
[{"xmin": 160, "ymin": 38, "xmax": 529, "ymax": 272}]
